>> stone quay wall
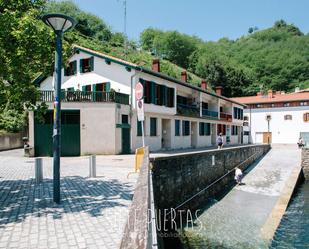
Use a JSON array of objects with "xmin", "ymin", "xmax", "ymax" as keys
[
  {"xmin": 301, "ymin": 148, "xmax": 309, "ymax": 180},
  {"xmin": 0, "ymin": 132, "xmax": 23, "ymax": 151},
  {"xmin": 150, "ymin": 144, "xmax": 270, "ymax": 213}
]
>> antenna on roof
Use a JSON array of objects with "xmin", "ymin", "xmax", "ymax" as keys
[{"xmin": 117, "ymin": 0, "xmax": 128, "ymax": 57}]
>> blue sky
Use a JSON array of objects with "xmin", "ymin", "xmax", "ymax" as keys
[{"xmin": 70, "ymin": 0, "xmax": 309, "ymax": 42}]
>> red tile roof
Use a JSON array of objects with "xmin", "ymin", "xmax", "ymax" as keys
[{"xmin": 230, "ymin": 90, "xmax": 309, "ymax": 104}]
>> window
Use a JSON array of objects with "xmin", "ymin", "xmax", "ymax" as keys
[
  {"xmin": 137, "ymin": 120, "xmax": 143, "ymax": 136},
  {"xmin": 217, "ymin": 124, "xmax": 226, "ymax": 135},
  {"xmin": 202, "ymin": 102, "xmax": 208, "ymax": 110},
  {"xmin": 139, "ymin": 78, "xmax": 174, "ymax": 107},
  {"xmin": 284, "ymin": 115, "xmax": 292, "ymax": 120},
  {"xmin": 232, "ymin": 126, "xmax": 238, "ymax": 135},
  {"xmin": 199, "ymin": 122, "xmax": 211, "ymax": 136},
  {"xmin": 175, "ymin": 120, "xmax": 180, "ymax": 136},
  {"xmin": 233, "ymin": 107, "xmax": 244, "ymax": 120},
  {"xmin": 300, "ymin": 102, "xmax": 308, "ymax": 106},
  {"xmin": 257, "ymin": 104, "xmax": 262, "ymax": 108},
  {"xmin": 304, "ymin": 113, "xmax": 309, "ymax": 122},
  {"xmin": 182, "ymin": 121, "xmax": 190, "ymax": 136},
  {"xmin": 80, "ymin": 57, "xmax": 94, "ymax": 73},
  {"xmin": 283, "ymin": 103, "xmax": 290, "ymax": 107},
  {"xmin": 150, "ymin": 117, "xmax": 157, "ymax": 136},
  {"xmin": 64, "ymin": 61, "xmax": 77, "ymax": 76},
  {"xmin": 244, "ymin": 131, "xmax": 250, "ymax": 136},
  {"xmin": 244, "ymin": 116, "xmax": 249, "ymax": 121}
]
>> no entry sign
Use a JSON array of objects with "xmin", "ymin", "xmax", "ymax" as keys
[{"xmin": 135, "ymin": 82, "xmax": 144, "ymax": 100}]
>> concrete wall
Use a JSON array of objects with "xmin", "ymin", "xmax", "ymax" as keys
[
  {"xmin": 0, "ymin": 132, "xmax": 23, "ymax": 151},
  {"xmin": 150, "ymin": 144, "xmax": 270, "ymax": 212},
  {"xmin": 247, "ymin": 106, "xmax": 309, "ymax": 144},
  {"xmin": 301, "ymin": 148, "xmax": 309, "ymax": 180}
]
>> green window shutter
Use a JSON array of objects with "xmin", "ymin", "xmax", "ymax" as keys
[
  {"xmin": 169, "ymin": 88, "xmax": 175, "ymax": 107},
  {"xmin": 137, "ymin": 120, "xmax": 142, "ymax": 136},
  {"xmin": 105, "ymin": 82, "xmax": 110, "ymax": 92},
  {"xmin": 90, "ymin": 57, "xmax": 94, "ymax": 71},
  {"xmin": 206, "ymin": 123, "xmax": 210, "ymax": 136},
  {"xmin": 161, "ymin": 85, "xmax": 166, "ymax": 106},
  {"xmin": 79, "ymin": 59, "xmax": 83, "ymax": 73},
  {"xmin": 73, "ymin": 61, "xmax": 77, "ymax": 75},
  {"xmin": 151, "ymin": 82, "xmax": 156, "ymax": 104},
  {"xmin": 150, "ymin": 118, "xmax": 157, "ymax": 136},
  {"xmin": 175, "ymin": 120, "xmax": 180, "ymax": 136},
  {"xmin": 92, "ymin": 84, "xmax": 96, "ymax": 101},
  {"xmin": 82, "ymin": 85, "xmax": 86, "ymax": 92},
  {"xmin": 199, "ymin": 122, "xmax": 203, "ymax": 136}
]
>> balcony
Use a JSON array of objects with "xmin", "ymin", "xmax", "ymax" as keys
[
  {"xmin": 220, "ymin": 112, "xmax": 233, "ymax": 122},
  {"xmin": 202, "ymin": 109, "xmax": 219, "ymax": 119},
  {"xmin": 40, "ymin": 90, "xmax": 130, "ymax": 105},
  {"xmin": 177, "ymin": 103, "xmax": 200, "ymax": 118}
]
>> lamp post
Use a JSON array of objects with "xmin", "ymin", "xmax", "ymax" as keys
[{"xmin": 42, "ymin": 14, "xmax": 76, "ymax": 203}]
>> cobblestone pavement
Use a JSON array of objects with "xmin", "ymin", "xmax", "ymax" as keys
[{"xmin": 0, "ymin": 149, "xmax": 137, "ymax": 249}]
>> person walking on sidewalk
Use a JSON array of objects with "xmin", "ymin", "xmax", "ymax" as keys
[{"xmin": 217, "ymin": 133, "xmax": 224, "ymax": 149}]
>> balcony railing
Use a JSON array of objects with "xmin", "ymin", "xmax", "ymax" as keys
[
  {"xmin": 220, "ymin": 112, "xmax": 233, "ymax": 122},
  {"xmin": 202, "ymin": 109, "xmax": 219, "ymax": 119},
  {"xmin": 40, "ymin": 90, "xmax": 129, "ymax": 105},
  {"xmin": 177, "ymin": 103, "xmax": 200, "ymax": 118}
]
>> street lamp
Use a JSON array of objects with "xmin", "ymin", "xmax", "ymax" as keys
[{"xmin": 42, "ymin": 13, "xmax": 77, "ymax": 204}]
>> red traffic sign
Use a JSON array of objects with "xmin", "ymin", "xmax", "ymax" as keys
[{"xmin": 135, "ymin": 82, "xmax": 144, "ymax": 100}]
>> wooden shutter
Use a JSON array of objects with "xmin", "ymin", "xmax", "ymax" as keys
[
  {"xmin": 304, "ymin": 113, "xmax": 309, "ymax": 122},
  {"xmin": 90, "ymin": 57, "xmax": 94, "ymax": 71},
  {"xmin": 79, "ymin": 59, "xmax": 83, "ymax": 73},
  {"xmin": 105, "ymin": 82, "xmax": 110, "ymax": 92},
  {"xmin": 151, "ymin": 82, "xmax": 156, "ymax": 104},
  {"xmin": 73, "ymin": 61, "xmax": 77, "ymax": 75}
]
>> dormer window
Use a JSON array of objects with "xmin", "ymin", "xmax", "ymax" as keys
[
  {"xmin": 80, "ymin": 57, "xmax": 94, "ymax": 73},
  {"xmin": 64, "ymin": 61, "xmax": 77, "ymax": 76}
]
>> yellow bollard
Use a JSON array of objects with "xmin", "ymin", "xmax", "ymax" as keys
[{"xmin": 127, "ymin": 147, "xmax": 145, "ymax": 178}]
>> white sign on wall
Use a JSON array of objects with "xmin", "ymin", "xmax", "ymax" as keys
[{"xmin": 137, "ymin": 99, "xmax": 144, "ymax": 121}]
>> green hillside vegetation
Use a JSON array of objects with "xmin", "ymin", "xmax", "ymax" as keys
[
  {"xmin": 1, "ymin": 0, "xmax": 309, "ymax": 133},
  {"xmin": 141, "ymin": 20, "xmax": 309, "ymax": 97}
]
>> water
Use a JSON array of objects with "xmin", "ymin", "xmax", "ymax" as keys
[{"xmin": 270, "ymin": 181, "xmax": 309, "ymax": 249}]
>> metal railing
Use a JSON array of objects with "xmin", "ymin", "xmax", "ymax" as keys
[
  {"xmin": 40, "ymin": 90, "xmax": 129, "ymax": 105},
  {"xmin": 202, "ymin": 109, "xmax": 219, "ymax": 119},
  {"xmin": 177, "ymin": 103, "xmax": 200, "ymax": 118},
  {"xmin": 220, "ymin": 112, "xmax": 233, "ymax": 122}
]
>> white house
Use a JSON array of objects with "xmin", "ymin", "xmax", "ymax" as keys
[
  {"xmin": 231, "ymin": 89, "xmax": 309, "ymax": 146},
  {"xmin": 29, "ymin": 45, "xmax": 246, "ymax": 156}
]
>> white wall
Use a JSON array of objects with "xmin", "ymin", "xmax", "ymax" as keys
[{"xmin": 247, "ymin": 106, "xmax": 309, "ymax": 144}]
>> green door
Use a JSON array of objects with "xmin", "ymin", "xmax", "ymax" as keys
[
  {"xmin": 34, "ymin": 110, "xmax": 80, "ymax": 156},
  {"xmin": 121, "ymin": 115, "xmax": 131, "ymax": 154}
]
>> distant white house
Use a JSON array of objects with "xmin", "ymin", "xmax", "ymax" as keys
[
  {"xmin": 29, "ymin": 45, "xmax": 246, "ymax": 156},
  {"xmin": 231, "ymin": 89, "xmax": 309, "ymax": 146}
]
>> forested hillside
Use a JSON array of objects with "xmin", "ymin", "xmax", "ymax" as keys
[
  {"xmin": 141, "ymin": 21, "xmax": 309, "ymax": 97},
  {"xmin": 1, "ymin": 0, "xmax": 309, "ymax": 132}
]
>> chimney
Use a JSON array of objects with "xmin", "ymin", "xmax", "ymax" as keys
[
  {"xmin": 181, "ymin": 71, "xmax": 187, "ymax": 82},
  {"xmin": 268, "ymin": 90, "xmax": 274, "ymax": 98},
  {"xmin": 295, "ymin": 87, "xmax": 300, "ymax": 93},
  {"xmin": 215, "ymin": 86, "xmax": 223, "ymax": 96},
  {"xmin": 257, "ymin": 92, "xmax": 262, "ymax": 96},
  {"xmin": 201, "ymin": 80, "xmax": 207, "ymax": 90},
  {"xmin": 152, "ymin": 59, "xmax": 160, "ymax": 72}
]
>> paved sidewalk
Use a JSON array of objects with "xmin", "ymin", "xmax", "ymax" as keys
[
  {"xmin": 0, "ymin": 150, "xmax": 137, "ymax": 249},
  {"xmin": 182, "ymin": 144, "xmax": 301, "ymax": 249}
]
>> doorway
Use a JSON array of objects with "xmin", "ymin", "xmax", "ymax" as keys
[
  {"xmin": 263, "ymin": 132, "xmax": 272, "ymax": 144},
  {"xmin": 191, "ymin": 121, "xmax": 198, "ymax": 148},
  {"xmin": 161, "ymin": 119, "xmax": 171, "ymax": 149},
  {"xmin": 121, "ymin": 115, "xmax": 131, "ymax": 154}
]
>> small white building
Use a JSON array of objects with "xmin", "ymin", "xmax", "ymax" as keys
[
  {"xmin": 231, "ymin": 89, "xmax": 309, "ymax": 146},
  {"xmin": 29, "ymin": 45, "xmax": 246, "ymax": 156}
]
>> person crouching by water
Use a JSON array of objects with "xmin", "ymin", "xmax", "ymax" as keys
[
  {"xmin": 297, "ymin": 137, "xmax": 304, "ymax": 149},
  {"xmin": 235, "ymin": 167, "xmax": 243, "ymax": 185},
  {"xmin": 217, "ymin": 133, "xmax": 223, "ymax": 149}
]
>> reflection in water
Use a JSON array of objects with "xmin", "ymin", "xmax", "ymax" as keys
[{"xmin": 270, "ymin": 181, "xmax": 309, "ymax": 249}]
